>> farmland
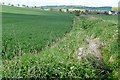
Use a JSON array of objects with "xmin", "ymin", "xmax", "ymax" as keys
[
  {"xmin": 2, "ymin": 5, "xmax": 73, "ymax": 59},
  {"xmin": 1, "ymin": 5, "xmax": 119, "ymax": 79},
  {"xmin": 92, "ymin": 14, "xmax": 118, "ymax": 23}
]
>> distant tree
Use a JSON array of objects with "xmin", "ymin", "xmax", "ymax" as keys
[
  {"xmin": 26, "ymin": 6, "xmax": 29, "ymax": 7},
  {"xmin": 75, "ymin": 11, "xmax": 80, "ymax": 16},
  {"xmin": 17, "ymin": 4, "xmax": 20, "ymax": 7},
  {"xmin": 2, "ymin": 2, "xmax": 5, "ymax": 5},
  {"xmin": 8, "ymin": 3, "xmax": 11, "ymax": 6},
  {"xmin": 11, "ymin": 4, "xmax": 14, "ymax": 6},
  {"xmin": 22, "ymin": 5, "xmax": 26, "ymax": 7},
  {"xmin": 59, "ymin": 9, "xmax": 62, "ymax": 12},
  {"xmin": 85, "ymin": 10, "xmax": 88, "ymax": 12},
  {"xmin": 66, "ymin": 9, "xmax": 69, "ymax": 12},
  {"xmin": 34, "ymin": 6, "xmax": 37, "ymax": 8},
  {"xmin": 41, "ymin": 7, "xmax": 44, "ymax": 10}
]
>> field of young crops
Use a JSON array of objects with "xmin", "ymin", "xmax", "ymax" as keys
[
  {"xmin": 1, "ymin": 5, "xmax": 73, "ymax": 59},
  {"xmin": 1, "ymin": 5, "xmax": 119, "ymax": 79}
]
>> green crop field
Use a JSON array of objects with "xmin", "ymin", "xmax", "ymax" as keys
[
  {"xmin": 1, "ymin": 5, "xmax": 73, "ymax": 59},
  {"xmin": 1, "ymin": 5, "xmax": 119, "ymax": 79}
]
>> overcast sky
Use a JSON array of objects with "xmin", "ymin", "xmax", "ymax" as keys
[{"xmin": 0, "ymin": 0, "xmax": 120, "ymax": 7}]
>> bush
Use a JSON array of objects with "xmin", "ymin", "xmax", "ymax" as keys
[{"xmin": 75, "ymin": 11, "xmax": 80, "ymax": 16}]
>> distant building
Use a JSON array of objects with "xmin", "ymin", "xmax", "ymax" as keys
[
  {"xmin": 108, "ymin": 11, "xmax": 120, "ymax": 15},
  {"xmin": 108, "ymin": 11, "xmax": 112, "ymax": 14},
  {"xmin": 44, "ymin": 9, "xmax": 49, "ymax": 11},
  {"xmin": 114, "ymin": 11, "xmax": 120, "ymax": 15},
  {"xmin": 61, "ymin": 9, "xmax": 67, "ymax": 12},
  {"xmin": 96, "ymin": 10, "xmax": 108, "ymax": 14},
  {"xmin": 66, "ymin": 9, "xmax": 86, "ymax": 13}
]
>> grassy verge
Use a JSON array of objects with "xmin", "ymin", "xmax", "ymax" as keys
[
  {"xmin": 3, "ymin": 15, "xmax": 119, "ymax": 79},
  {"xmin": 91, "ymin": 14, "xmax": 118, "ymax": 23}
]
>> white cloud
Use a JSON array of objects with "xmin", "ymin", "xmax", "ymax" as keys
[{"xmin": 0, "ymin": 0, "xmax": 119, "ymax": 7}]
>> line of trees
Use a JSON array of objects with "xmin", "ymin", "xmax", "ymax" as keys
[
  {"xmin": 2, "ymin": 2, "xmax": 39, "ymax": 8},
  {"xmin": 1, "ymin": 2, "xmax": 29, "ymax": 8},
  {"xmin": 2, "ymin": 2, "xmax": 42, "ymax": 9}
]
